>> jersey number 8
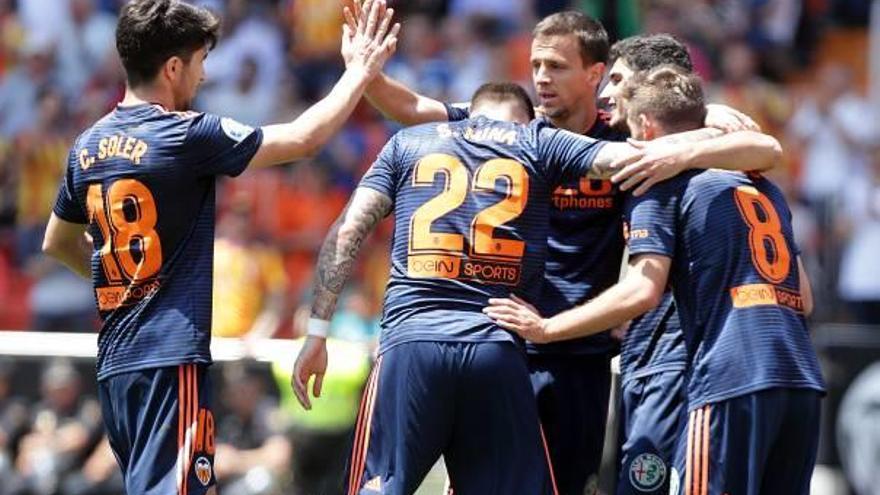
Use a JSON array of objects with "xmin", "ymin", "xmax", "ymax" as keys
[{"xmin": 733, "ymin": 185, "xmax": 791, "ymax": 284}]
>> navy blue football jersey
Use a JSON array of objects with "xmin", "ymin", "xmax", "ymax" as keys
[
  {"xmin": 52, "ymin": 103, "xmax": 263, "ymax": 380},
  {"xmin": 446, "ymin": 103, "xmax": 628, "ymax": 355},
  {"xmin": 360, "ymin": 116, "xmax": 606, "ymax": 354},
  {"xmin": 619, "ymin": 294, "xmax": 686, "ymax": 382},
  {"xmin": 624, "ymin": 170, "xmax": 826, "ymax": 408}
]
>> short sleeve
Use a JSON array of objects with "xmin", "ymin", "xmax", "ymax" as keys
[
  {"xmin": 184, "ymin": 113, "xmax": 263, "ymax": 177},
  {"xmin": 623, "ymin": 181, "xmax": 680, "ymax": 259},
  {"xmin": 52, "ymin": 153, "xmax": 87, "ymax": 224},
  {"xmin": 444, "ymin": 102, "xmax": 471, "ymax": 122},
  {"xmin": 358, "ymin": 133, "xmax": 400, "ymax": 201},
  {"xmin": 533, "ymin": 121, "xmax": 606, "ymax": 185}
]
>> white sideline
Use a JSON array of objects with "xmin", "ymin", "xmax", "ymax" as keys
[{"xmin": 0, "ymin": 331, "xmax": 303, "ymax": 362}]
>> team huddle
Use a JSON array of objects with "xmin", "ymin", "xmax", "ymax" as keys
[{"xmin": 42, "ymin": 0, "xmax": 825, "ymax": 494}]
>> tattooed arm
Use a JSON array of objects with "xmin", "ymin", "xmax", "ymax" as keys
[
  {"xmin": 292, "ymin": 187, "xmax": 392, "ymax": 409},
  {"xmin": 311, "ymin": 187, "xmax": 393, "ymax": 320}
]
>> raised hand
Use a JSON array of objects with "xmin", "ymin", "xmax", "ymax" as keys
[{"xmin": 341, "ymin": 0, "xmax": 400, "ymax": 77}]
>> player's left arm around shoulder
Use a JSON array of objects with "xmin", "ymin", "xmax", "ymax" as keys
[
  {"xmin": 310, "ymin": 187, "xmax": 392, "ymax": 321},
  {"xmin": 42, "ymin": 213, "xmax": 91, "ymax": 279}
]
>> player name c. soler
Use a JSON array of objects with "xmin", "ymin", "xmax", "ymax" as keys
[{"xmin": 78, "ymin": 134, "xmax": 149, "ymax": 170}]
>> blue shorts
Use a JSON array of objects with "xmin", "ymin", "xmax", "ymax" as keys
[
  {"xmin": 617, "ymin": 369, "xmax": 687, "ymax": 495},
  {"xmin": 98, "ymin": 364, "xmax": 215, "ymax": 495},
  {"xmin": 347, "ymin": 341, "xmax": 556, "ymax": 495},
  {"xmin": 528, "ymin": 353, "xmax": 611, "ymax": 495},
  {"xmin": 672, "ymin": 388, "xmax": 822, "ymax": 495}
]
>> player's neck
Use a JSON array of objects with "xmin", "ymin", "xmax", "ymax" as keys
[
  {"xmin": 551, "ymin": 103, "xmax": 597, "ymax": 135},
  {"xmin": 119, "ymin": 85, "xmax": 175, "ymax": 111}
]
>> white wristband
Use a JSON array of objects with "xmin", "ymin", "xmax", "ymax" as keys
[{"xmin": 307, "ymin": 318, "xmax": 330, "ymax": 338}]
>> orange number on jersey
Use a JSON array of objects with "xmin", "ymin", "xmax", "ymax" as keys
[
  {"xmin": 410, "ymin": 154, "xmax": 468, "ymax": 253},
  {"xmin": 733, "ymin": 186, "xmax": 791, "ymax": 283},
  {"xmin": 87, "ymin": 179, "xmax": 163, "ymax": 283},
  {"xmin": 409, "ymin": 154, "xmax": 529, "ymax": 263},
  {"xmin": 87, "ymin": 184, "xmax": 124, "ymax": 283},
  {"xmin": 471, "ymin": 158, "xmax": 528, "ymax": 260}
]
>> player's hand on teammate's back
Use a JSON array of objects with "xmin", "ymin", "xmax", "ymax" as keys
[
  {"xmin": 292, "ymin": 336, "xmax": 328, "ymax": 410},
  {"xmin": 704, "ymin": 104, "xmax": 761, "ymax": 133},
  {"xmin": 483, "ymin": 295, "xmax": 552, "ymax": 344},
  {"xmin": 341, "ymin": 0, "xmax": 400, "ymax": 77}
]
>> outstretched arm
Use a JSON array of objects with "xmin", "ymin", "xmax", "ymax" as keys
[
  {"xmin": 249, "ymin": 0, "xmax": 400, "ymax": 168},
  {"xmin": 484, "ymin": 254, "xmax": 671, "ymax": 343},
  {"xmin": 292, "ymin": 187, "xmax": 392, "ymax": 409},
  {"xmin": 342, "ymin": 1, "xmax": 449, "ymax": 125}
]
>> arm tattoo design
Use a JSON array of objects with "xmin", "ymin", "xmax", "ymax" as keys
[
  {"xmin": 310, "ymin": 187, "xmax": 393, "ymax": 320},
  {"xmin": 588, "ymin": 143, "xmax": 633, "ymax": 179}
]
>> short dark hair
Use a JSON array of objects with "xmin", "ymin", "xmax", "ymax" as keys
[
  {"xmin": 471, "ymin": 82, "xmax": 536, "ymax": 121},
  {"xmin": 609, "ymin": 34, "xmax": 693, "ymax": 73},
  {"xmin": 620, "ymin": 65, "xmax": 706, "ymax": 133},
  {"xmin": 116, "ymin": 0, "xmax": 220, "ymax": 87},
  {"xmin": 533, "ymin": 11, "xmax": 609, "ymax": 66}
]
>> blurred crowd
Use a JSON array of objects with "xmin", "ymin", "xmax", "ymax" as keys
[{"xmin": 0, "ymin": 0, "xmax": 875, "ymax": 492}]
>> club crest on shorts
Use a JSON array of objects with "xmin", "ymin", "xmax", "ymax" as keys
[
  {"xmin": 629, "ymin": 453, "xmax": 667, "ymax": 492},
  {"xmin": 194, "ymin": 456, "xmax": 212, "ymax": 486}
]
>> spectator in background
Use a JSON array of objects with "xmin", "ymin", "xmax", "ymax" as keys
[
  {"xmin": 16, "ymin": 0, "xmax": 72, "ymax": 41},
  {"xmin": 283, "ymin": 0, "xmax": 345, "ymax": 101},
  {"xmin": 0, "ymin": 33, "xmax": 56, "ymax": 138},
  {"xmin": 203, "ymin": 0, "xmax": 285, "ymax": 100},
  {"xmin": 789, "ymin": 64, "xmax": 875, "ymax": 210},
  {"xmin": 270, "ymin": 163, "xmax": 348, "ymax": 298},
  {"xmin": 445, "ymin": 15, "xmax": 507, "ymax": 101},
  {"xmin": 0, "ymin": 359, "xmax": 29, "ymax": 495},
  {"xmin": 201, "ymin": 56, "xmax": 275, "ymax": 126},
  {"xmin": 449, "ymin": 0, "xmax": 529, "ymax": 31},
  {"xmin": 0, "ymin": 0, "xmax": 25, "ymax": 79},
  {"xmin": 60, "ymin": 437, "xmax": 125, "ymax": 495},
  {"xmin": 710, "ymin": 41, "xmax": 791, "ymax": 137},
  {"xmin": 384, "ymin": 14, "xmax": 453, "ymax": 100},
  {"xmin": 14, "ymin": 88, "xmax": 69, "ymax": 262},
  {"xmin": 214, "ymin": 364, "xmax": 291, "ymax": 495},
  {"xmin": 13, "ymin": 359, "xmax": 102, "ymax": 495},
  {"xmin": 212, "ymin": 197, "xmax": 288, "ymax": 342},
  {"xmin": 54, "ymin": 0, "xmax": 116, "ymax": 98},
  {"xmin": 837, "ymin": 144, "xmax": 880, "ymax": 324}
]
